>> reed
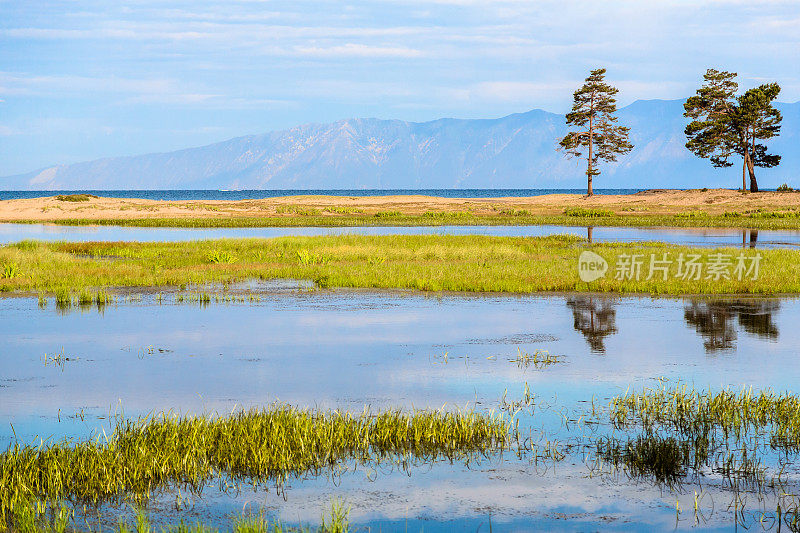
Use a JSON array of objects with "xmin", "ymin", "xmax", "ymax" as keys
[
  {"xmin": 0, "ymin": 405, "xmax": 508, "ymax": 524},
  {"xmin": 511, "ymin": 348, "xmax": 563, "ymax": 369},
  {"xmin": 610, "ymin": 384, "xmax": 800, "ymax": 449}
]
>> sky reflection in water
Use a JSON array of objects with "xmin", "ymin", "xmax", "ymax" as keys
[{"xmin": 1, "ymin": 289, "xmax": 797, "ymax": 531}]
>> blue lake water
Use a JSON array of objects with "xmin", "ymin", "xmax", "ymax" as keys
[
  {"xmin": 0, "ymin": 188, "xmax": 645, "ymax": 201},
  {"xmin": 1, "ymin": 222, "xmax": 797, "ymax": 248},
  {"xmin": 1, "ymin": 288, "xmax": 797, "ymax": 531}
]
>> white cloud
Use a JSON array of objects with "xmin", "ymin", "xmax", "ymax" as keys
[{"xmin": 293, "ymin": 43, "xmax": 423, "ymax": 58}]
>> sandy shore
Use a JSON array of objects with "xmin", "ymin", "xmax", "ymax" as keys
[{"xmin": 1, "ymin": 189, "xmax": 800, "ymax": 222}]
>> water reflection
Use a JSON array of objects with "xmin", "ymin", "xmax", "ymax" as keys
[
  {"xmin": 742, "ymin": 229, "xmax": 759, "ymax": 248},
  {"xmin": 565, "ymin": 296, "xmax": 618, "ymax": 353},
  {"xmin": 2, "ymin": 291, "xmax": 800, "ymax": 531},
  {"xmin": 683, "ymin": 300, "xmax": 780, "ymax": 352}
]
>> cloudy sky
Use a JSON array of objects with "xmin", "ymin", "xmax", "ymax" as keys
[{"xmin": 1, "ymin": 0, "xmax": 798, "ymax": 176}]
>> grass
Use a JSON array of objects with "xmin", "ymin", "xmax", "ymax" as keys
[
  {"xmin": 54, "ymin": 194, "xmax": 96, "ymax": 202},
  {"xmin": 17, "ymin": 210, "xmax": 800, "ymax": 229},
  {"xmin": 562, "ymin": 207, "xmax": 614, "ymax": 218},
  {"xmin": 609, "ymin": 383, "xmax": 800, "ymax": 449},
  {"xmin": 598, "ymin": 383, "xmax": 800, "ymax": 489},
  {"xmin": 0, "ymin": 235, "xmax": 796, "ymax": 296},
  {"xmin": 511, "ymin": 348, "xmax": 563, "ymax": 369},
  {"xmin": 1, "ymin": 262, "xmax": 18, "ymax": 279},
  {"xmin": 0, "ymin": 405, "xmax": 509, "ymax": 525}
]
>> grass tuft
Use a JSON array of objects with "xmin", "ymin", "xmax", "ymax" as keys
[{"xmin": 0, "ymin": 405, "xmax": 508, "ymax": 523}]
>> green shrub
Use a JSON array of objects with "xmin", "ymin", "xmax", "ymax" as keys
[
  {"xmin": 562, "ymin": 207, "xmax": 614, "ymax": 217},
  {"xmin": 498, "ymin": 209, "xmax": 531, "ymax": 216},
  {"xmin": 55, "ymin": 194, "xmax": 96, "ymax": 202}
]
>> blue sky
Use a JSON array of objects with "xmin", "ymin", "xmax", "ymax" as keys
[{"xmin": 1, "ymin": 0, "xmax": 798, "ymax": 176}]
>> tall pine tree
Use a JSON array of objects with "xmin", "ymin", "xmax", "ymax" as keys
[
  {"xmin": 684, "ymin": 69, "xmax": 782, "ymax": 192},
  {"xmin": 559, "ymin": 68, "xmax": 633, "ymax": 196}
]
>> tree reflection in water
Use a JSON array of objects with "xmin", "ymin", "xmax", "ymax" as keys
[
  {"xmin": 684, "ymin": 299, "xmax": 779, "ymax": 352},
  {"xmin": 566, "ymin": 296, "xmax": 618, "ymax": 353}
]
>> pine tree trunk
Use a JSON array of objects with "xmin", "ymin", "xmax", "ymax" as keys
[
  {"xmin": 587, "ymin": 120, "xmax": 594, "ymax": 195},
  {"xmin": 587, "ymin": 92, "xmax": 594, "ymax": 196},
  {"xmin": 742, "ymin": 159, "xmax": 747, "ymax": 192},
  {"xmin": 746, "ymin": 152, "xmax": 758, "ymax": 192}
]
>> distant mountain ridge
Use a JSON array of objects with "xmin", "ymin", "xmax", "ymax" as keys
[{"xmin": 2, "ymin": 99, "xmax": 798, "ymax": 190}]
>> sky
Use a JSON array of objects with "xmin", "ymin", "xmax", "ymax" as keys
[{"xmin": 1, "ymin": 0, "xmax": 798, "ymax": 176}]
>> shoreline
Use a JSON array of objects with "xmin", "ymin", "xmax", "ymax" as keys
[{"xmin": 2, "ymin": 189, "xmax": 800, "ymax": 229}]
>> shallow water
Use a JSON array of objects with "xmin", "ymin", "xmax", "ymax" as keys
[
  {"xmin": 1, "ymin": 222, "xmax": 797, "ymax": 248},
  {"xmin": 2, "ymin": 287, "xmax": 798, "ymax": 531}
]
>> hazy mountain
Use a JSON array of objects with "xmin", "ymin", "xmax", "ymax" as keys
[{"xmin": 2, "ymin": 99, "xmax": 798, "ymax": 190}]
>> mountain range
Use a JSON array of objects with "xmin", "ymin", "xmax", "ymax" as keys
[{"xmin": 2, "ymin": 99, "xmax": 798, "ymax": 190}]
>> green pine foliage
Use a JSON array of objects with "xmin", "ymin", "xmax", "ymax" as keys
[
  {"xmin": 684, "ymin": 69, "xmax": 782, "ymax": 192},
  {"xmin": 559, "ymin": 68, "xmax": 633, "ymax": 196}
]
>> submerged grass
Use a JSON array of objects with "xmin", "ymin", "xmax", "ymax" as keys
[
  {"xmin": 0, "ymin": 405, "xmax": 508, "ymax": 525},
  {"xmin": 0, "ymin": 235, "xmax": 796, "ymax": 295},
  {"xmin": 7, "ymin": 502, "xmax": 352, "ymax": 533}
]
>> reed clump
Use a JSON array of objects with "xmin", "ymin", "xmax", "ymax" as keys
[
  {"xmin": 600, "ymin": 383, "xmax": 800, "ymax": 489},
  {"xmin": 0, "ymin": 406, "xmax": 508, "ymax": 524},
  {"xmin": 610, "ymin": 384, "xmax": 800, "ymax": 449}
]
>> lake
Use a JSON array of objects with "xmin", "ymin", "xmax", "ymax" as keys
[
  {"xmin": 1, "ymin": 222, "xmax": 797, "ymax": 248},
  {"xmin": 2, "ymin": 286, "xmax": 797, "ymax": 531}
]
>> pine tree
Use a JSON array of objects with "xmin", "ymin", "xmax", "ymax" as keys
[
  {"xmin": 559, "ymin": 68, "xmax": 633, "ymax": 196},
  {"xmin": 684, "ymin": 69, "xmax": 782, "ymax": 192}
]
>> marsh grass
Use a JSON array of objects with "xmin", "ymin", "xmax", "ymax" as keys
[
  {"xmin": 610, "ymin": 384, "xmax": 800, "ymax": 449},
  {"xmin": 1, "ymin": 262, "xmax": 18, "ymax": 279},
  {"xmin": 50, "ymin": 288, "xmax": 113, "ymax": 311},
  {"xmin": 511, "ymin": 348, "xmax": 563, "ymax": 369},
  {"xmin": 0, "ymin": 405, "xmax": 508, "ymax": 524},
  {"xmin": 600, "ymin": 384, "xmax": 800, "ymax": 489},
  {"xmin": 0, "ymin": 235, "xmax": 794, "ymax": 296},
  {"xmin": 207, "ymin": 250, "xmax": 237, "ymax": 264}
]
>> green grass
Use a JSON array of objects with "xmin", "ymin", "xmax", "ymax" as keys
[
  {"xmin": 0, "ymin": 234, "xmax": 796, "ymax": 296},
  {"xmin": 1, "ymin": 262, "xmax": 18, "ymax": 279},
  {"xmin": 0, "ymin": 406, "xmax": 508, "ymax": 525},
  {"xmin": 598, "ymin": 383, "xmax": 800, "ymax": 489},
  {"xmin": 562, "ymin": 207, "xmax": 614, "ymax": 217},
  {"xmin": 54, "ymin": 194, "xmax": 96, "ymax": 202},
  {"xmin": 12, "ymin": 211, "xmax": 800, "ymax": 229},
  {"xmin": 610, "ymin": 383, "xmax": 800, "ymax": 449}
]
